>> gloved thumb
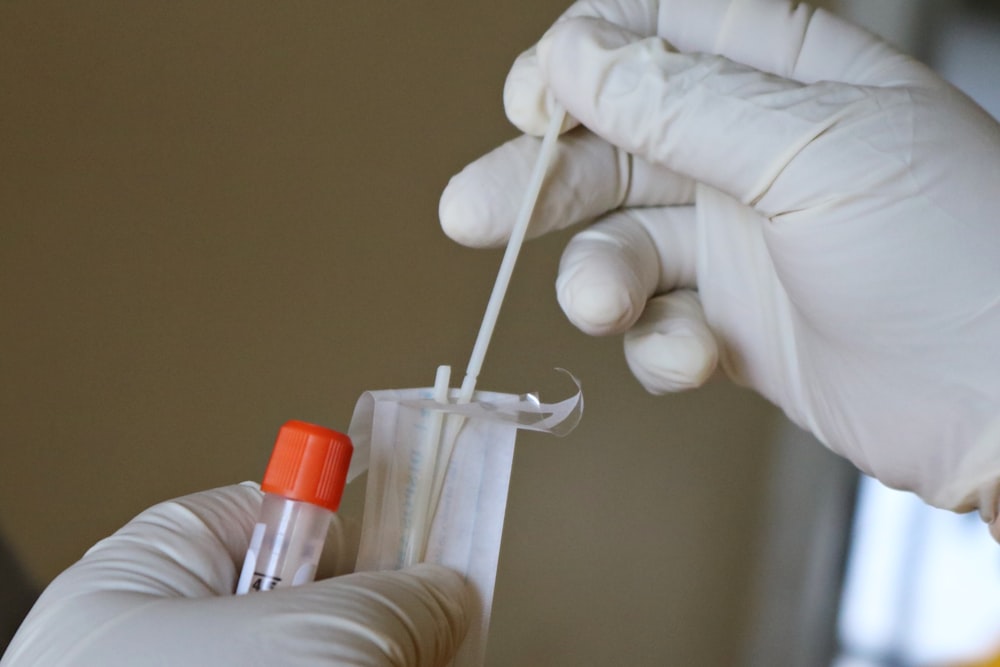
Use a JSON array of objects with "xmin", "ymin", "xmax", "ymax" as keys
[
  {"xmin": 535, "ymin": 16, "xmax": 872, "ymax": 208},
  {"xmin": 213, "ymin": 564, "xmax": 472, "ymax": 667},
  {"xmin": 315, "ymin": 564, "xmax": 471, "ymax": 667},
  {"xmin": 624, "ymin": 290, "xmax": 718, "ymax": 393}
]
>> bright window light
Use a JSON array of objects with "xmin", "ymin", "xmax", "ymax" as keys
[{"xmin": 836, "ymin": 476, "xmax": 1000, "ymax": 666}]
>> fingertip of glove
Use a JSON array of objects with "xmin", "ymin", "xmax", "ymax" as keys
[
  {"xmin": 979, "ymin": 494, "xmax": 1000, "ymax": 543},
  {"xmin": 557, "ymin": 270, "xmax": 642, "ymax": 336},
  {"xmin": 400, "ymin": 564, "xmax": 473, "ymax": 645},
  {"xmin": 504, "ymin": 48, "xmax": 551, "ymax": 137},
  {"xmin": 439, "ymin": 171, "xmax": 504, "ymax": 248},
  {"xmin": 624, "ymin": 325, "xmax": 718, "ymax": 393},
  {"xmin": 308, "ymin": 564, "xmax": 472, "ymax": 653}
]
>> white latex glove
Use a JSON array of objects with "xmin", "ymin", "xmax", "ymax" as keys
[
  {"xmin": 1, "ymin": 484, "xmax": 469, "ymax": 666},
  {"xmin": 439, "ymin": 0, "xmax": 1000, "ymax": 532}
]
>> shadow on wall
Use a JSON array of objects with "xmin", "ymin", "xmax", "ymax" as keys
[{"xmin": 0, "ymin": 534, "xmax": 38, "ymax": 654}]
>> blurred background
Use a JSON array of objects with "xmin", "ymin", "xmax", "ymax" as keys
[{"xmin": 1, "ymin": 1, "xmax": 998, "ymax": 664}]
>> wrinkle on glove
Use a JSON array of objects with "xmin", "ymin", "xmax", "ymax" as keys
[
  {"xmin": 1, "ymin": 484, "xmax": 470, "ymax": 667},
  {"xmin": 439, "ymin": 0, "xmax": 1000, "ymax": 529}
]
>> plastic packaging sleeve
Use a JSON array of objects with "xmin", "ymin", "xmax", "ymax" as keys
[{"xmin": 347, "ymin": 380, "xmax": 582, "ymax": 667}]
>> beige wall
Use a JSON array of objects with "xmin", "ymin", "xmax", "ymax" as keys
[{"xmin": 0, "ymin": 2, "xmax": 787, "ymax": 664}]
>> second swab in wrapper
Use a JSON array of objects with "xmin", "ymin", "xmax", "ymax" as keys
[{"xmin": 401, "ymin": 104, "xmax": 568, "ymax": 566}]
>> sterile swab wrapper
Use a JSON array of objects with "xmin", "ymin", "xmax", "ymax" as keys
[{"xmin": 348, "ymin": 384, "xmax": 581, "ymax": 667}]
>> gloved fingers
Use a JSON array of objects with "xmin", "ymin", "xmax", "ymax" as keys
[
  {"xmin": 623, "ymin": 289, "xmax": 719, "ymax": 393},
  {"xmin": 17, "ymin": 564, "xmax": 470, "ymax": 667},
  {"xmin": 279, "ymin": 564, "xmax": 471, "ymax": 667},
  {"xmin": 169, "ymin": 564, "xmax": 469, "ymax": 667},
  {"xmin": 440, "ymin": 129, "xmax": 694, "ymax": 248},
  {"xmin": 556, "ymin": 206, "xmax": 696, "ymax": 336},
  {"xmin": 505, "ymin": 0, "xmax": 658, "ymax": 136},
  {"xmin": 68, "ymin": 483, "xmax": 263, "ymax": 598},
  {"xmin": 656, "ymin": 0, "xmax": 937, "ymax": 88},
  {"xmin": 71, "ymin": 483, "xmax": 363, "ymax": 598},
  {"xmin": 536, "ymin": 16, "xmax": 879, "ymax": 206}
]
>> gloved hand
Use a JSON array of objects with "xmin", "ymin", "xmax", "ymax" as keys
[
  {"xmin": 1, "ymin": 484, "xmax": 469, "ymax": 666},
  {"xmin": 439, "ymin": 0, "xmax": 1000, "ymax": 531}
]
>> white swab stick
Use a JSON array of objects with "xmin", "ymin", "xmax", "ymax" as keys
[
  {"xmin": 401, "ymin": 364, "xmax": 452, "ymax": 566},
  {"xmin": 458, "ymin": 103, "xmax": 567, "ymax": 403},
  {"xmin": 421, "ymin": 104, "xmax": 568, "ymax": 529}
]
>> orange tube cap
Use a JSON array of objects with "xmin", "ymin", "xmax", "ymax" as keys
[{"xmin": 261, "ymin": 420, "xmax": 354, "ymax": 512}]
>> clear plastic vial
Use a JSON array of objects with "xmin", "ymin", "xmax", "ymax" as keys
[{"xmin": 236, "ymin": 420, "xmax": 353, "ymax": 594}]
